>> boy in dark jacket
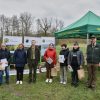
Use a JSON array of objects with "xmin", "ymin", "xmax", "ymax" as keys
[{"xmin": 59, "ymin": 44, "xmax": 69, "ymax": 84}]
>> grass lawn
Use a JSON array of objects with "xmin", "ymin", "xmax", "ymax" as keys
[
  {"xmin": 0, "ymin": 70, "xmax": 100, "ymax": 100},
  {"xmin": 0, "ymin": 43, "xmax": 100, "ymax": 100}
]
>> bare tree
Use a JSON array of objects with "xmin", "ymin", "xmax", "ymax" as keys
[
  {"xmin": 5, "ymin": 17, "xmax": 11, "ymax": 35},
  {"xmin": 36, "ymin": 18, "xmax": 52, "ymax": 36},
  {"xmin": 11, "ymin": 15, "xmax": 19, "ymax": 36},
  {"xmin": 50, "ymin": 18, "xmax": 64, "ymax": 33},
  {"xmin": 20, "ymin": 12, "xmax": 33, "ymax": 43},
  {"xmin": 0, "ymin": 15, "xmax": 6, "ymax": 42}
]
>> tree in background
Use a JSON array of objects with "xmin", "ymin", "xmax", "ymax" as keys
[
  {"xmin": 11, "ymin": 15, "xmax": 20, "ymax": 36},
  {"xmin": 0, "ymin": 13, "xmax": 64, "ymax": 41},
  {"xmin": 20, "ymin": 12, "xmax": 33, "ymax": 43},
  {"xmin": 36, "ymin": 18, "xmax": 52, "ymax": 36}
]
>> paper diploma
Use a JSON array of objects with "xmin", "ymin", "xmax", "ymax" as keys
[
  {"xmin": 59, "ymin": 55, "xmax": 65, "ymax": 63},
  {"xmin": 1, "ymin": 58, "xmax": 8, "ymax": 68}
]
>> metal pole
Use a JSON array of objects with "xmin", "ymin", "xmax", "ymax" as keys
[{"xmin": 87, "ymin": 33, "xmax": 89, "ymax": 45}]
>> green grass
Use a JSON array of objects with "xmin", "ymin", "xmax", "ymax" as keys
[
  {"xmin": 0, "ymin": 43, "xmax": 99, "ymax": 100},
  {"xmin": 0, "ymin": 71, "xmax": 100, "ymax": 100}
]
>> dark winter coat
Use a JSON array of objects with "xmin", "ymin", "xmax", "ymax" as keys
[
  {"xmin": 27, "ymin": 46, "xmax": 40, "ymax": 64},
  {"xmin": 68, "ymin": 48, "xmax": 84, "ymax": 66},
  {"xmin": 0, "ymin": 49, "xmax": 11, "ymax": 65},
  {"xmin": 13, "ymin": 49, "xmax": 27, "ymax": 67},
  {"xmin": 87, "ymin": 43, "xmax": 100, "ymax": 64},
  {"xmin": 59, "ymin": 48, "xmax": 69, "ymax": 67}
]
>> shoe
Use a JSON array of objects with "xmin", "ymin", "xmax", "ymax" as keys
[
  {"xmin": 29, "ymin": 80, "xmax": 32, "ymax": 84},
  {"xmin": 20, "ymin": 81, "xmax": 23, "ymax": 84},
  {"xmin": 33, "ymin": 79, "xmax": 36, "ymax": 83},
  {"xmin": 16, "ymin": 81, "xmax": 20, "ymax": 84},
  {"xmin": 6, "ymin": 81, "xmax": 9, "ymax": 85},
  {"xmin": 45, "ymin": 79, "xmax": 49, "ymax": 83},
  {"xmin": 60, "ymin": 81, "xmax": 63, "ymax": 84},
  {"xmin": 49, "ymin": 79, "xmax": 53, "ymax": 83},
  {"xmin": 0, "ymin": 83, "xmax": 2, "ymax": 86},
  {"xmin": 74, "ymin": 83, "xmax": 78, "ymax": 87},
  {"xmin": 63, "ymin": 82, "xmax": 66, "ymax": 85},
  {"xmin": 91, "ymin": 85, "xmax": 95, "ymax": 91}
]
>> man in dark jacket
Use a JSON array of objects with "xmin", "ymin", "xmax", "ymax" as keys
[
  {"xmin": 27, "ymin": 40, "xmax": 40, "ymax": 83},
  {"xmin": 87, "ymin": 35, "xmax": 100, "ymax": 89},
  {"xmin": 0, "ymin": 44, "xmax": 10, "ymax": 85}
]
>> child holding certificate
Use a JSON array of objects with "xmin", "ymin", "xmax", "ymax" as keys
[
  {"xmin": 44, "ymin": 43, "xmax": 57, "ymax": 83},
  {"xmin": 59, "ymin": 44, "xmax": 69, "ymax": 85}
]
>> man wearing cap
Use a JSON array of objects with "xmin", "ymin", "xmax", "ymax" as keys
[{"xmin": 86, "ymin": 35, "xmax": 100, "ymax": 89}]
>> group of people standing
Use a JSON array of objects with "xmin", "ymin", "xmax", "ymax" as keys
[
  {"xmin": 43, "ymin": 35, "xmax": 100, "ymax": 90},
  {"xmin": 0, "ymin": 35, "xmax": 100, "ymax": 90},
  {"xmin": 0, "ymin": 40, "xmax": 40, "ymax": 85}
]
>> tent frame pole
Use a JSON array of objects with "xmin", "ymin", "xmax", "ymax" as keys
[{"xmin": 87, "ymin": 33, "xmax": 89, "ymax": 45}]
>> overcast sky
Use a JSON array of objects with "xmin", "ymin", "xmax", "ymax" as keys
[{"xmin": 0, "ymin": 0, "xmax": 100, "ymax": 26}]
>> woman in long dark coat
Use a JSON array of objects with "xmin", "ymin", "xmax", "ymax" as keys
[{"xmin": 14, "ymin": 43, "xmax": 27, "ymax": 84}]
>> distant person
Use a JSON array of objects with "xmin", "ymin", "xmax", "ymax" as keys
[
  {"xmin": 0, "ymin": 43, "xmax": 11, "ymax": 85},
  {"xmin": 13, "ymin": 43, "xmax": 27, "ymax": 84},
  {"xmin": 86, "ymin": 35, "xmax": 100, "ymax": 90},
  {"xmin": 27, "ymin": 40, "xmax": 40, "ymax": 83},
  {"xmin": 59, "ymin": 44, "xmax": 69, "ymax": 85},
  {"xmin": 68, "ymin": 42, "xmax": 84, "ymax": 87},
  {"xmin": 44, "ymin": 43, "xmax": 57, "ymax": 83}
]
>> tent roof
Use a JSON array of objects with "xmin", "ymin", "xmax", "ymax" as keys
[{"xmin": 55, "ymin": 11, "xmax": 100, "ymax": 38}]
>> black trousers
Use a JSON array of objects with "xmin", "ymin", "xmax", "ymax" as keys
[
  {"xmin": 71, "ymin": 65, "xmax": 79, "ymax": 84},
  {"xmin": 46, "ymin": 62, "xmax": 54, "ymax": 79},
  {"xmin": 16, "ymin": 67, "xmax": 24, "ymax": 81}
]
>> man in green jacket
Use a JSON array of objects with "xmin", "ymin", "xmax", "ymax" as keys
[
  {"xmin": 86, "ymin": 35, "xmax": 100, "ymax": 90},
  {"xmin": 27, "ymin": 40, "xmax": 40, "ymax": 83}
]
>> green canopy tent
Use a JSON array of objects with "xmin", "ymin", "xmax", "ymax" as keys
[{"xmin": 54, "ymin": 11, "xmax": 100, "ymax": 43}]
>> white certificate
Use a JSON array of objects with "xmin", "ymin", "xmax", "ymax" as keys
[
  {"xmin": 59, "ymin": 55, "xmax": 65, "ymax": 63},
  {"xmin": 1, "ymin": 58, "xmax": 8, "ymax": 67},
  {"xmin": 47, "ymin": 57, "xmax": 53, "ymax": 64}
]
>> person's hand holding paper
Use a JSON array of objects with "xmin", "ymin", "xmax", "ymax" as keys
[{"xmin": 59, "ymin": 55, "xmax": 65, "ymax": 63}]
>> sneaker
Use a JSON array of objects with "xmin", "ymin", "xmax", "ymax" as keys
[
  {"xmin": 49, "ymin": 79, "xmax": 53, "ymax": 83},
  {"xmin": 60, "ymin": 81, "xmax": 63, "ymax": 84},
  {"xmin": 63, "ymin": 82, "xmax": 66, "ymax": 85},
  {"xmin": 20, "ymin": 81, "xmax": 23, "ymax": 84},
  {"xmin": 45, "ymin": 79, "xmax": 49, "ymax": 83},
  {"xmin": 16, "ymin": 81, "xmax": 20, "ymax": 84}
]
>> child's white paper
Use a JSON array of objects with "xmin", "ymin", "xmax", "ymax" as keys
[
  {"xmin": 1, "ymin": 58, "xmax": 8, "ymax": 68},
  {"xmin": 47, "ymin": 57, "xmax": 53, "ymax": 64},
  {"xmin": 59, "ymin": 55, "xmax": 65, "ymax": 63}
]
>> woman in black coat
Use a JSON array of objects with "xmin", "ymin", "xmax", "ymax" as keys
[{"xmin": 14, "ymin": 43, "xmax": 27, "ymax": 85}]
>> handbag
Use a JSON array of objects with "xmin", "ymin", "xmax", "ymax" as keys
[
  {"xmin": 0, "ymin": 64, "xmax": 5, "ymax": 70},
  {"xmin": 51, "ymin": 67, "xmax": 57, "ymax": 76},
  {"xmin": 77, "ymin": 69, "xmax": 85, "ymax": 80}
]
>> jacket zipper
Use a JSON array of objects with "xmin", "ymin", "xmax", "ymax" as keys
[{"xmin": 92, "ymin": 47, "xmax": 94, "ymax": 63}]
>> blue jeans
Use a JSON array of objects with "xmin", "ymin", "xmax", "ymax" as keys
[
  {"xmin": 0, "ymin": 70, "xmax": 3, "ymax": 84},
  {"xmin": 5, "ymin": 66, "xmax": 9, "ymax": 82},
  {"xmin": 0, "ymin": 66, "xmax": 9, "ymax": 84}
]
